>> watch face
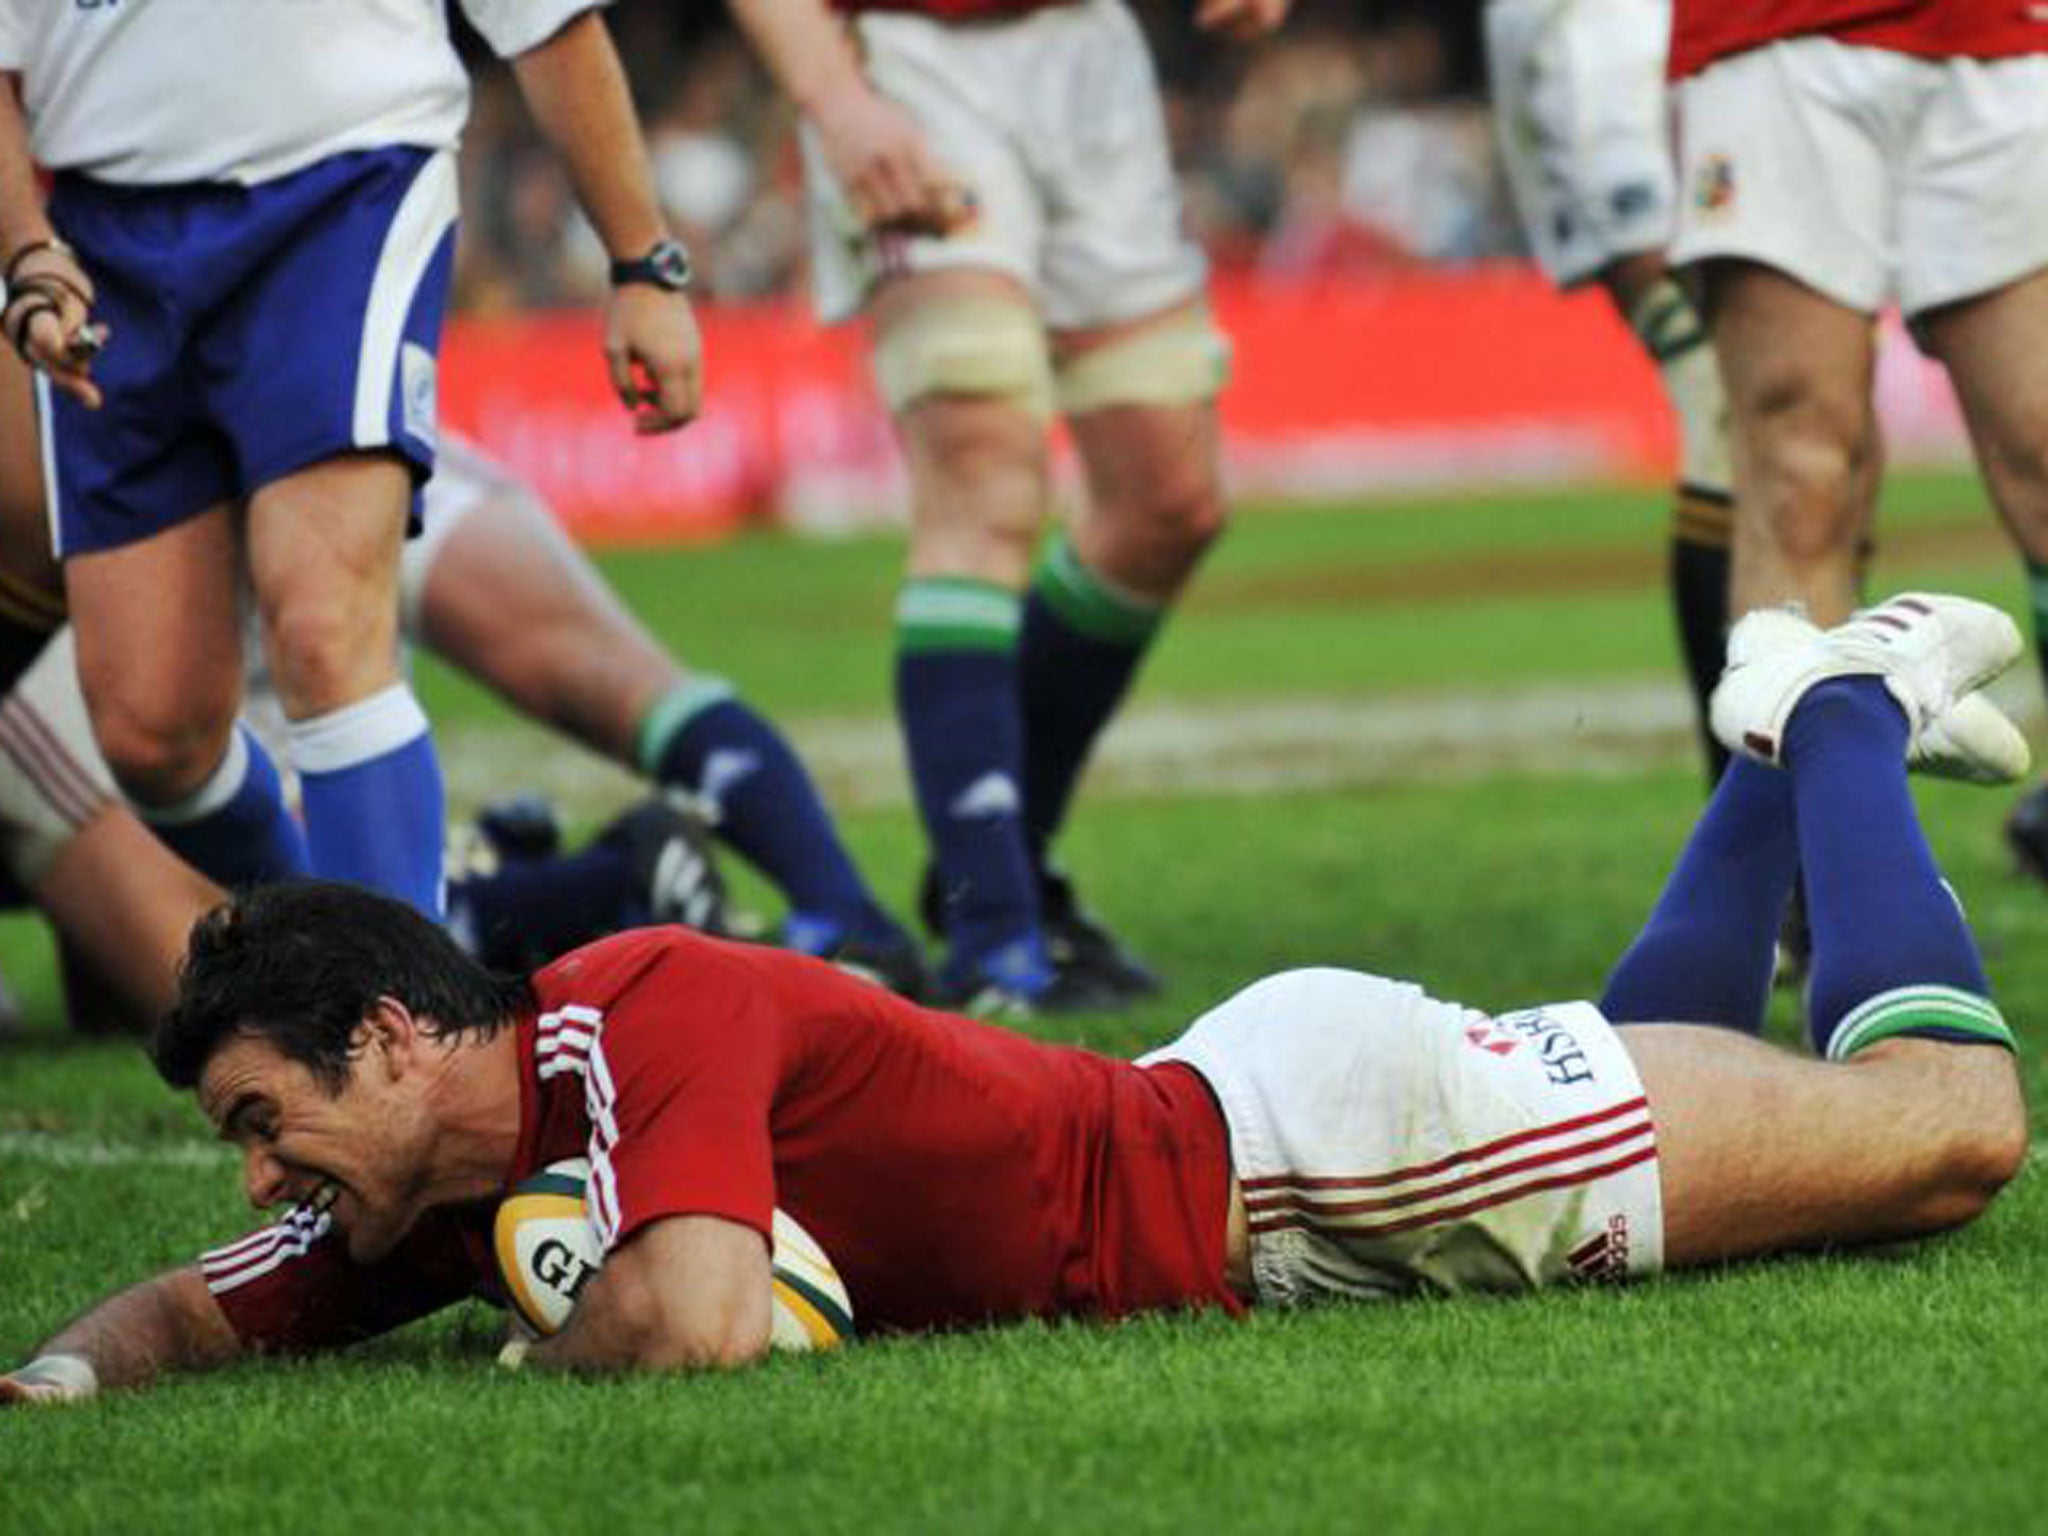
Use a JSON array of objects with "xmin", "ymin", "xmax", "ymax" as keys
[{"xmin": 649, "ymin": 242, "xmax": 691, "ymax": 290}]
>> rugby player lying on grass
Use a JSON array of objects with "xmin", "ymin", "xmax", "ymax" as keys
[{"xmin": 2, "ymin": 593, "xmax": 2032, "ymax": 1399}]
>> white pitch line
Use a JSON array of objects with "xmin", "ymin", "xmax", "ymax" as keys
[
  {"xmin": 0, "ymin": 1130, "xmax": 232, "ymax": 1170},
  {"xmin": 435, "ymin": 675, "xmax": 2048, "ymax": 820}
]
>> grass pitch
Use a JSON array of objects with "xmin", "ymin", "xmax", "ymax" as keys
[{"xmin": 3, "ymin": 470, "xmax": 2045, "ymax": 1533}]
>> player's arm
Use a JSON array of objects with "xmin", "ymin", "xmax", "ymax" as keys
[
  {"xmin": 726, "ymin": 0, "xmax": 970, "ymax": 237},
  {"xmin": 526, "ymin": 1213, "xmax": 772, "ymax": 1374},
  {"xmin": 506, "ymin": 10, "xmax": 702, "ymax": 435},
  {"xmin": 0, "ymin": 1265, "xmax": 240, "ymax": 1406},
  {"xmin": 1193, "ymin": 0, "xmax": 1292, "ymax": 43},
  {"xmin": 0, "ymin": 74, "xmax": 103, "ymax": 409}
]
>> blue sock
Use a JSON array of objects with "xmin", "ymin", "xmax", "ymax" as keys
[
  {"xmin": 447, "ymin": 840, "xmax": 634, "ymax": 970},
  {"xmin": 140, "ymin": 725, "xmax": 310, "ymax": 890},
  {"xmin": 290, "ymin": 683, "xmax": 446, "ymax": 918},
  {"xmin": 638, "ymin": 678, "xmax": 901, "ymax": 945},
  {"xmin": 896, "ymin": 578, "xmax": 1050, "ymax": 988},
  {"xmin": 1020, "ymin": 536, "xmax": 1162, "ymax": 867},
  {"xmin": 1600, "ymin": 757, "xmax": 1797, "ymax": 1033},
  {"xmin": 1782, "ymin": 678, "xmax": 2011, "ymax": 1057}
]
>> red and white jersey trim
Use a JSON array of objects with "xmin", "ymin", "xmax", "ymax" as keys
[
  {"xmin": 201, "ymin": 1206, "xmax": 332, "ymax": 1295},
  {"xmin": 1241, "ymin": 1096, "xmax": 1657, "ymax": 1240},
  {"xmin": 532, "ymin": 1003, "xmax": 625, "ymax": 1250}
]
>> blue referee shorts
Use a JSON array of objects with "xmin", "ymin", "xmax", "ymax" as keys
[{"xmin": 42, "ymin": 145, "xmax": 457, "ymax": 556}]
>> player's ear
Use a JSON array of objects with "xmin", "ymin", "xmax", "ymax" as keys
[{"xmin": 359, "ymin": 996, "xmax": 423, "ymax": 1080}]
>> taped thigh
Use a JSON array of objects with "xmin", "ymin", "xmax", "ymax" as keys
[
  {"xmin": 0, "ymin": 626, "xmax": 118, "ymax": 886},
  {"xmin": 1053, "ymin": 304, "xmax": 1230, "ymax": 415},
  {"xmin": 871, "ymin": 295, "xmax": 1053, "ymax": 418}
]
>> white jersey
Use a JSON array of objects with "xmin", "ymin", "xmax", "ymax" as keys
[{"xmin": 0, "ymin": 0, "xmax": 604, "ymax": 186}]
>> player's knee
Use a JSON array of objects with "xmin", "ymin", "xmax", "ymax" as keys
[
  {"xmin": 1090, "ymin": 470, "xmax": 1227, "ymax": 593},
  {"xmin": 92, "ymin": 704, "xmax": 233, "ymax": 806},
  {"xmin": 1919, "ymin": 1064, "xmax": 2028, "ymax": 1230},
  {"xmin": 262, "ymin": 599, "xmax": 395, "ymax": 713}
]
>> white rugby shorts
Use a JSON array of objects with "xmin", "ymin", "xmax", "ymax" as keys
[
  {"xmin": 804, "ymin": 0, "xmax": 1206, "ymax": 328},
  {"xmin": 1671, "ymin": 39, "xmax": 2048, "ymax": 316},
  {"xmin": 397, "ymin": 433, "xmax": 515, "ymax": 637},
  {"xmin": 1141, "ymin": 969, "xmax": 1663, "ymax": 1302},
  {"xmin": 1486, "ymin": 0, "xmax": 1677, "ymax": 287},
  {"xmin": 0, "ymin": 627, "xmax": 119, "ymax": 885}
]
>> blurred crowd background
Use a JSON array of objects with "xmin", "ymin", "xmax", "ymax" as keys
[{"xmin": 454, "ymin": 0, "xmax": 1513, "ymax": 313}]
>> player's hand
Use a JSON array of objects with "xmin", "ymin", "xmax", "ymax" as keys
[
  {"xmin": 0, "ymin": 1354, "xmax": 98, "ymax": 1406},
  {"xmin": 3, "ymin": 239, "xmax": 108, "ymax": 410},
  {"xmin": 604, "ymin": 285, "xmax": 704, "ymax": 436},
  {"xmin": 1194, "ymin": 0, "xmax": 1291, "ymax": 43},
  {"xmin": 810, "ymin": 85, "xmax": 975, "ymax": 239}
]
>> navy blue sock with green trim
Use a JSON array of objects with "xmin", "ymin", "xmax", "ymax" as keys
[
  {"xmin": 1019, "ymin": 536, "xmax": 1163, "ymax": 864},
  {"xmin": 895, "ymin": 578, "xmax": 1049, "ymax": 985},
  {"xmin": 1783, "ymin": 678, "xmax": 2009, "ymax": 1058},
  {"xmin": 1600, "ymin": 757, "xmax": 1796, "ymax": 1034},
  {"xmin": 640, "ymin": 678, "xmax": 900, "ymax": 945}
]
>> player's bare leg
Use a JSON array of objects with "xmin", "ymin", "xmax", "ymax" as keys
[
  {"xmin": 0, "ymin": 350, "xmax": 58, "ymax": 645},
  {"xmin": 872, "ymin": 269, "xmax": 1081, "ymax": 1009},
  {"xmin": 245, "ymin": 452, "xmax": 442, "ymax": 913},
  {"xmin": 414, "ymin": 464, "xmax": 917, "ymax": 982},
  {"xmin": 34, "ymin": 804, "xmax": 221, "ymax": 1024},
  {"xmin": 1025, "ymin": 297, "xmax": 1228, "ymax": 996},
  {"xmin": 410, "ymin": 474, "xmax": 674, "ymax": 756},
  {"xmin": 1912, "ymin": 269, "xmax": 2048, "ymax": 880},
  {"xmin": 1630, "ymin": 1028, "xmax": 2023, "ymax": 1264},
  {"xmin": 66, "ymin": 509, "xmax": 245, "ymax": 806},
  {"xmin": 1704, "ymin": 259, "xmax": 1877, "ymax": 625}
]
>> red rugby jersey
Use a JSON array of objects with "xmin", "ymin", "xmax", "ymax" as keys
[
  {"xmin": 201, "ymin": 928, "xmax": 1238, "ymax": 1350},
  {"xmin": 1671, "ymin": 0, "xmax": 2048, "ymax": 77}
]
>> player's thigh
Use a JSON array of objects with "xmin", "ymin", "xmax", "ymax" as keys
[
  {"xmin": 1706, "ymin": 261, "xmax": 1874, "ymax": 450},
  {"xmin": 1914, "ymin": 269, "xmax": 2048, "ymax": 554},
  {"xmin": 245, "ymin": 452, "xmax": 411, "ymax": 712},
  {"xmin": 0, "ymin": 351, "xmax": 56, "ymax": 607},
  {"xmin": 35, "ymin": 802, "xmax": 220, "ymax": 1019},
  {"xmin": 1622, "ymin": 1024, "xmax": 2024, "ymax": 1266},
  {"xmin": 872, "ymin": 272, "xmax": 1052, "ymax": 582},
  {"xmin": 413, "ymin": 448, "xmax": 676, "ymax": 757},
  {"xmin": 64, "ymin": 506, "xmax": 245, "ymax": 753}
]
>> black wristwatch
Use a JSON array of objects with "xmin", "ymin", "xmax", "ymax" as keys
[{"xmin": 609, "ymin": 238, "xmax": 693, "ymax": 293}]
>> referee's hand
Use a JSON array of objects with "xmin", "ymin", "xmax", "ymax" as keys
[
  {"xmin": 605, "ymin": 285, "xmax": 703, "ymax": 435},
  {"xmin": 3, "ymin": 238, "xmax": 107, "ymax": 410}
]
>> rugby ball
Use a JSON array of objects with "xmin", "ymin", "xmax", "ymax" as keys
[{"xmin": 492, "ymin": 1158, "xmax": 854, "ymax": 1351}]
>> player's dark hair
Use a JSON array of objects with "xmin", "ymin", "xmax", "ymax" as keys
[{"xmin": 154, "ymin": 880, "xmax": 536, "ymax": 1092}]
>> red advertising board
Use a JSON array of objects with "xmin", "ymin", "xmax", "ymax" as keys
[{"xmin": 440, "ymin": 270, "xmax": 1966, "ymax": 546}]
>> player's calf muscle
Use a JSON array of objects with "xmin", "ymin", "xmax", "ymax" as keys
[{"xmin": 1636, "ymin": 1029, "xmax": 2026, "ymax": 1265}]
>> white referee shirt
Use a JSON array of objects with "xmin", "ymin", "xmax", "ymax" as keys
[{"xmin": 0, "ymin": 0, "xmax": 607, "ymax": 186}]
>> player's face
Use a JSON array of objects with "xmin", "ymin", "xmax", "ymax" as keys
[{"xmin": 198, "ymin": 1029, "xmax": 432, "ymax": 1263}]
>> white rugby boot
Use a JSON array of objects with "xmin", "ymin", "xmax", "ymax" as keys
[{"xmin": 1710, "ymin": 593, "xmax": 2029, "ymax": 783}]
